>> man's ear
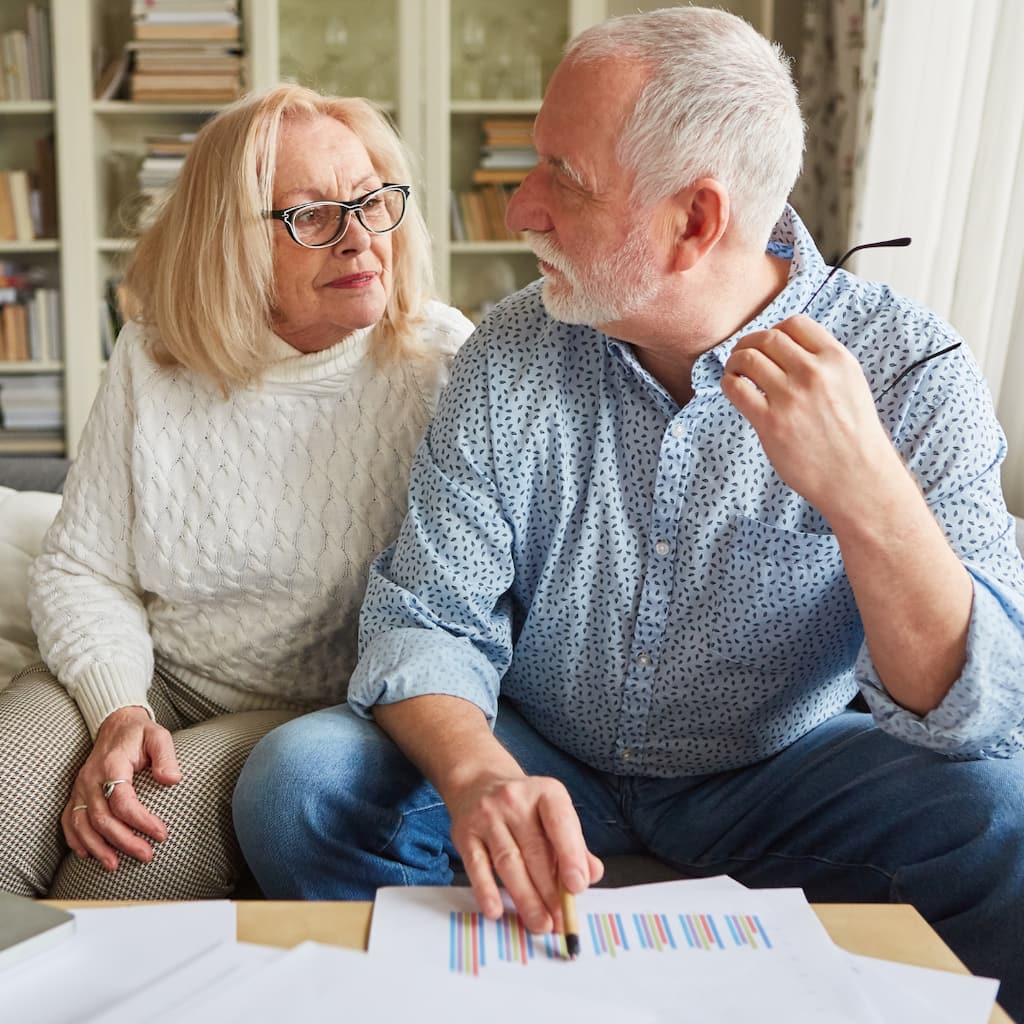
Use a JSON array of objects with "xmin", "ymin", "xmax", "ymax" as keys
[{"xmin": 668, "ymin": 177, "xmax": 729, "ymax": 273}]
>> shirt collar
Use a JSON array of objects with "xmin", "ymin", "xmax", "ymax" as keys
[
  {"xmin": 690, "ymin": 205, "xmax": 827, "ymax": 388},
  {"xmin": 603, "ymin": 205, "xmax": 827, "ymax": 397}
]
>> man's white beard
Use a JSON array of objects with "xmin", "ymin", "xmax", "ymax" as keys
[{"xmin": 525, "ymin": 226, "xmax": 660, "ymax": 327}]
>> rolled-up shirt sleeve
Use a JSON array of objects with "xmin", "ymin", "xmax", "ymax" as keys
[
  {"xmin": 857, "ymin": 345, "xmax": 1024, "ymax": 757},
  {"xmin": 348, "ymin": 332, "xmax": 516, "ymax": 722}
]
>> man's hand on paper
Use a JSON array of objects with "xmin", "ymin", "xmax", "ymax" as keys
[
  {"xmin": 61, "ymin": 706, "xmax": 181, "ymax": 870},
  {"xmin": 449, "ymin": 772, "xmax": 603, "ymax": 935},
  {"xmin": 721, "ymin": 314, "xmax": 906, "ymax": 526}
]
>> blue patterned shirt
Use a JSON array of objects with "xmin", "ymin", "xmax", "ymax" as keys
[{"xmin": 350, "ymin": 207, "xmax": 1024, "ymax": 773}]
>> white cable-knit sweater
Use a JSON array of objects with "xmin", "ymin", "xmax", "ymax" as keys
[{"xmin": 28, "ymin": 302, "xmax": 473, "ymax": 736}]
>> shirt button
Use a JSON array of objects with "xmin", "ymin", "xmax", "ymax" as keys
[
  {"xmin": 654, "ymin": 540, "xmax": 671, "ymax": 556},
  {"xmin": 636, "ymin": 652, "xmax": 652, "ymax": 667},
  {"xmin": 671, "ymin": 423, "xmax": 685, "ymax": 438},
  {"xmin": 621, "ymin": 748, "xmax": 633, "ymax": 761}
]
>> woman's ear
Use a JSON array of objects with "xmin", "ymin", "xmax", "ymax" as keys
[{"xmin": 669, "ymin": 177, "xmax": 729, "ymax": 273}]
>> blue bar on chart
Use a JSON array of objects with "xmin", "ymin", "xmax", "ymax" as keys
[
  {"xmin": 449, "ymin": 911, "xmax": 568, "ymax": 975},
  {"xmin": 586, "ymin": 911, "xmax": 773, "ymax": 957}
]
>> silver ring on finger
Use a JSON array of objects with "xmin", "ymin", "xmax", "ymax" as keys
[
  {"xmin": 102, "ymin": 778, "xmax": 129, "ymax": 799},
  {"xmin": 71, "ymin": 804, "xmax": 88, "ymax": 813}
]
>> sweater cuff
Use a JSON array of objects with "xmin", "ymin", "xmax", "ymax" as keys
[{"xmin": 67, "ymin": 663, "xmax": 155, "ymax": 738}]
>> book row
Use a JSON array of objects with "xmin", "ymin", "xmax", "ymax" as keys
[
  {"xmin": 0, "ymin": 287, "xmax": 62, "ymax": 365},
  {"xmin": 95, "ymin": 0, "xmax": 244, "ymax": 102},
  {"xmin": 0, "ymin": 372, "xmax": 63, "ymax": 432},
  {"xmin": 0, "ymin": 5, "xmax": 52, "ymax": 102},
  {"xmin": 450, "ymin": 187, "xmax": 526, "ymax": 243},
  {"xmin": 0, "ymin": 141, "xmax": 58, "ymax": 242}
]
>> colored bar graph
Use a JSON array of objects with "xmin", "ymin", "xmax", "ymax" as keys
[
  {"xmin": 448, "ymin": 908, "xmax": 776, "ymax": 972},
  {"xmin": 448, "ymin": 911, "xmax": 566, "ymax": 974},
  {"xmin": 586, "ymin": 911, "xmax": 774, "ymax": 957}
]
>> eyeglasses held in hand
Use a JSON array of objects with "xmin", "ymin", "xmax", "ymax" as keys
[
  {"xmin": 799, "ymin": 234, "xmax": 962, "ymax": 392},
  {"xmin": 266, "ymin": 183, "xmax": 410, "ymax": 249}
]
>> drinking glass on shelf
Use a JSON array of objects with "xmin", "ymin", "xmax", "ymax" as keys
[
  {"xmin": 325, "ymin": 14, "xmax": 349, "ymax": 51},
  {"xmin": 518, "ymin": 20, "xmax": 545, "ymax": 100},
  {"xmin": 318, "ymin": 14, "xmax": 349, "ymax": 94},
  {"xmin": 477, "ymin": 258, "xmax": 518, "ymax": 316},
  {"xmin": 457, "ymin": 12, "xmax": 487, "ymax": 101},
  {"xmin": 517, "ymin": 50, "xmax": 542, "ymax": 100},
  {"xmin": 487, "ymin": 47, "xmax": 517, "ymax": 101},
  {"xmin": 361, "ymin": 18, "xmax": 395, "ymax": 102},
  {"xmin": 105, "ymin": 150, "xmax": 143, "ymax": 237}
]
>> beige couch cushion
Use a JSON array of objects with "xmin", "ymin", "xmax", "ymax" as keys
[{"xmin": 0, "ymin": 485, "xmax": 61, "ymax": 688}]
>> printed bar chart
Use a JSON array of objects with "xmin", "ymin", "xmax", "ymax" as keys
[
  {"xmin": 449, "ymin": 908, "xmax": 771, "ymax": 973},
  {"xmin": 588, "ymin": 911, "xmax": 772, "ymax": 957},
  {"xmin": 450, "ymin": 911, "xmax": 570, "ymax": 975}
]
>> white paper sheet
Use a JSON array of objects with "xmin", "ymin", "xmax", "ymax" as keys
[
  {"xmin": 82, "ymin": 940, "xmax": 281, "ymax": 1024},
  {"xmin": 845, "ymin": 951, "xmax": 1000, "ymax": 1024},
  {"xmin": 0, "ymin": 901, "xmax": 235, "ymax": 1024},
  {"xmin": 160, "ymin": 940, "xmax": 654, "ymax": 1024},
  {"xmin": 369, "ymin": 884, "xmax": 884, "ymax": 1024},
  {"xmin": 625, "ymin": 879, "xmax": 999, "ymax": 1022}
]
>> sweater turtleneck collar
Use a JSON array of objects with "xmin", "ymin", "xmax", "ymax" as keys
[{"xmin": 262, "ymin": 325, "xmax": 375, "ymax": 387}]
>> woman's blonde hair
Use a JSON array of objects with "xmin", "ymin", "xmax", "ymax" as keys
[{"xmin": 122, "ymin": 83, "xmax": 434, "ymax": 392}]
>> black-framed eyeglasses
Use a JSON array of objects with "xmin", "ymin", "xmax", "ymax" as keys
[
  {"xmin": 266, "ymin": 183, "xmax": 411, "ymax": 249},
  {"xmin": 799, "ymin": 235, "xmax": 962, "ymax": 393}
]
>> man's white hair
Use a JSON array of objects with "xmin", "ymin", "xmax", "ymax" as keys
[{"xmin": 566, "ymin": 6, "xmax": 804, "ymax": 247}]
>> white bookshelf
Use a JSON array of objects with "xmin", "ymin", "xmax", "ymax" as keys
[
  {"xmin": 15, "ymin": 0, "xmax": 778, "ymax": 457},
  {"xmin": 39, "ymin": 0, "xmax": 279, "ymax": 458},
  {"xmin": 0, "ymin": 3, "xmax": 59, "ymax": 453},
  {"xmin": 422, "ymin": 0, "xmax": 608, "ymax": 317},
  {"xmin": 40, "ymin": 0, "xmax": 609, "ymax": 455}
]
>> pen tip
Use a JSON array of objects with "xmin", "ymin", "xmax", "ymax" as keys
[{"xmin": 566, "ymin": 935, "xmax": 580, "ymax": 960}]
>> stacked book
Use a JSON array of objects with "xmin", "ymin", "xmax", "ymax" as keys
[
  {"xmin": 0, "ymin": 4, "xmax": 52, "ymax": 101},
  {"xmin": 128, "ymin": 0, "xmax": 243, "ymax": 103},
  {"xmin": 471, "ymin": 118, "xmax": 537, "ymax": 187},
  {"xmin": 136, "ymin": 131, "xmax": 196, "ymax": 220},
  {"xmin": 0, "ymin": 266, "xmax": 62, "ymax": 364},
  {"xmin": 0, "ymin": 373, "xmax": 63, "ymax": 433},
  {"xmin": 451, "ymin": 117, "xmax": 536, "ymax": 242}
]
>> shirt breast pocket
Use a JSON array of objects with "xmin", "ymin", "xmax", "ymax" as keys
[{"xmin": 698, "ymin": 514, "xmax": 859, "ymax": 673}]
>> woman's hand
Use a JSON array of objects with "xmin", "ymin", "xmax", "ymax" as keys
[
  {"xmin": 448, "ymin": 772, "xmax": 603, "ymax": 935},
  {"xmin": 62, "ymin": 706, "xmax": 181, "ymax": 871}
]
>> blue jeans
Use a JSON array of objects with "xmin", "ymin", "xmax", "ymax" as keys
[{"xmin": 233, "ymin": 702, "xmax": 1024, "ymax": 1018}]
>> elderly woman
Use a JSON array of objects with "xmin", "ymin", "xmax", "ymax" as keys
[{"xmin": 0, "ymin": 84, "xmax": 472, "ymax": 900}]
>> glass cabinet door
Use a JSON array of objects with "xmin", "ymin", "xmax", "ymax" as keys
[{"xmin": 278, "ymin": 0, "xmax": 398, "ymax": 107}]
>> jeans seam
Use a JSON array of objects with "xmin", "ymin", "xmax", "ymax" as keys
[
  {"xmin": 889, "ymin": 866, "xmax": 905, "ymax": 903},
  {"xmin": 378, "ymin": 798, "xmax": 450, "ymax": 886},
  {"xmin": 662, "ymin": 849, "xmax": 898, "ymax": 888}
]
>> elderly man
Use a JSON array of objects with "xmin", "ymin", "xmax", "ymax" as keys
[{"xmin": 235, "ymin": 7, "xmax": 1024, "ymax": 1014}]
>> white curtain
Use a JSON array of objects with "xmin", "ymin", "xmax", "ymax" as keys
[{"xmin": 850, "ymin": 0, "xmax": 1024, "ymax": 516}]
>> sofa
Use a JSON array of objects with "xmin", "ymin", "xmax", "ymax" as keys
[
  {"xmin": 3, "ymin": 455, "xmax": 1024, "ymax": 891},
  {"xmin": 0, "ymin": 458, "xmax": 68, "ymax": 688}
]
